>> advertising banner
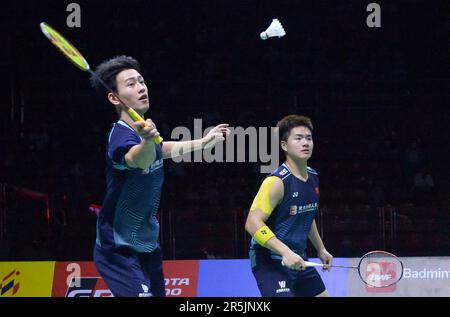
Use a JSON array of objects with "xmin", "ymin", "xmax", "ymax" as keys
[
  {"xmin": 2, "ymin": 257, "xmax": 449, "ymax": 297},
  {"xmin": 163, "ymin": 260, "xmax": 199, "ymax": 297},
  {"xmin": 0, "ymin": 262, "xmax": 55, "ymax": 297},
  {"xmin": 197, "ymin": 259, "xmax": 260, "ymax": 297},
  {"xmin": 51, "ymin": 260, "xmax": 200, "ymax": 297},
  {"xmin": 52, "ymin": 261, "xmax": 112, "ymax": 297},
  {"xmin": 348, "ymin": 257, "xmax": 450, "ymax": 297}
]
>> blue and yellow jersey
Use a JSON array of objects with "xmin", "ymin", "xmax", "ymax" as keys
[
  {"xmin": 250, "ymin": 163, "xmax": 320, "ymax": 258},
  {"xmin": 96, "ymin": 120, "xmax": 164, "ymax": 253}
]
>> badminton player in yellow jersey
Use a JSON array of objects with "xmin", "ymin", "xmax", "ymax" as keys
[{"xmin": 245, "ymin": 114, "xmax": 333, "ymax": 297}]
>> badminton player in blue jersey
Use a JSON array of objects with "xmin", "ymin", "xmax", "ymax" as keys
[
  {"xmin": 245, "ymin": 114, "xmax": 333, "ymax": 297},
  {"xmin": 90, "ymin": 56, "xmax": 230, "ymax": 297}
]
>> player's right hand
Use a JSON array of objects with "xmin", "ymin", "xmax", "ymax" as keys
[
  {"xmin": 134, "ymin": 119, "xmax": 160, "ymax": 141},
  {"xmin": 281, "ymin": 251, "xmax": 306, "ymax": 271}
]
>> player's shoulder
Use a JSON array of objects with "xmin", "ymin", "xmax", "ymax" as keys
[
  {"xmin": 113, "ymin": 120, "xmax": 136, "ymax": 134},
  {"xmin": 307, "ymin": 166, "xmax": 318, "ymax": 175},
  {"xmin": 270, "ymin": 164, "xmax": 292, "ymax": 180},
  {"xmin": 108, "ymin": 121, "xmax": 139, "ymax": 141}
]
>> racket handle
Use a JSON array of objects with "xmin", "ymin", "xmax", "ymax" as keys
[
  {"xmin": 281, "ymin": 260, "xmax": 323, "ymax": 267},
  {"xmin": 126, "ymin": 107, "xmax": 144, "ymax": 122},
  {"xmin": 153, "ymin": 136, "xmax": 163, "ymax": 144},
  {"xmin": 127, "ymin": 108, "xmax": 164, "ymax": 144}
]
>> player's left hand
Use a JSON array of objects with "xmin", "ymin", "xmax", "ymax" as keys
[
  {"xmin": 203, "ymin": 123, "xmax": 231, "ymax": 149},
  {"xmin": 318, "ymin": 248, "xmax": 333, "ymax": 272}
]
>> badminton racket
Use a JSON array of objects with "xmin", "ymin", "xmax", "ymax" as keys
[
  {"xmin": 40, "ymin": 22, "xmax": 163, "ymax": 144},
  {"xmin": 282, "ymin": 250, "xmax": 403, "ymax": 288}
]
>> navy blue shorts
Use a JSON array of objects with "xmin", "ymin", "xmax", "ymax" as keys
[
  {"xmin": 250, "ymin": 250, "xmax": 326, "ymax": 297},
  {"xmin": 93, "ymin": 244, "xmax": 166, "ymax": 297}
]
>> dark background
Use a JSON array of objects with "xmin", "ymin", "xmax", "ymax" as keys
[{"xmin": 1, "ymin": 0, "xmax": 449, "ymax": 261}]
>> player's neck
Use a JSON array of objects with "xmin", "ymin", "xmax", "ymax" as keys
[
  {"xmin": 285, "ymin": 158, "xmax": 308, "ymax": 181},
  {"xmin": 119, "ymin": 113, "xmax": 136, "ymax": 131}
]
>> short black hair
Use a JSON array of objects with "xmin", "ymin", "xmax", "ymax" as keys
[
  {"xmin": 277, "ymin": 114, "xmax": 314, "ymax": 142},
  {"xmin": 90, "ymin": 55, "xmax": 141, "ymax": 93}
]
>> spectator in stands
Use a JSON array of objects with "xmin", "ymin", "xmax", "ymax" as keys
[
  {"xmin": 411, "ymin": 166, "xmax": 435, "ymax": 206},
  {"xmin": 369, "ymin": 180, "xmax": 386, "ymax": 208},
  {"xmin": 405, "ymin": 141, "xmax": 423, "ymax": 175}
]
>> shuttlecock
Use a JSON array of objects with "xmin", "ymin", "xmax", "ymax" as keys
[{"xmin": 260, "ymin": 18, "xmax": 286, "ymax": 40}]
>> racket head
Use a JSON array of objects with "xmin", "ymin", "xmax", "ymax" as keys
[
  {"xmin": 358, "ymin": 250, "xmax": 403, "ymax": 288},
  {"xmin": 40, "ymin": 22, "xmax": 90, "ymax": 71}
]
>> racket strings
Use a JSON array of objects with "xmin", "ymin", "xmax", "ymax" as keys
[{"xmin": 359, "ymin": 251, "xmax": 403, "ymax": 287}]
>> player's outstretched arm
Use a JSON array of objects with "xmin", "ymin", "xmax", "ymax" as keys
[{"xmin": 161, "ymin": 123, "xmax": 230, "ymax": 159}]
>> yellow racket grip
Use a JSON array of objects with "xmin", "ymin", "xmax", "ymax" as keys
[{"xmin": 127, "ymin": 108, "xmax": 163, "ymax": 144}]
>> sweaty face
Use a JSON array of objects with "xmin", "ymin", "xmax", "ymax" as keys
[
  {"xmin": 282, "ymin": 126, "xmax": 314, "ymax": 161},
  {"xmin": 115, "ymin": 69, "xmax": 149, "ymax": 115}
]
